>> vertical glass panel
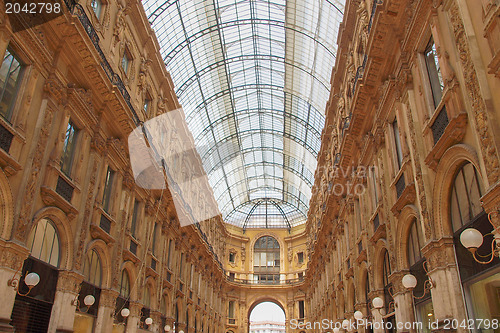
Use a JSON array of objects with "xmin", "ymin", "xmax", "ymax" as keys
[
  {"xmin": 91, "ymin": 0, "xmax": 102, "ymax": 19},
  {"xmin": 119, "ymin": 270, "xmax": 130, "ymax": 297},
  {"xmin": 102, "ymin": 167, "xmax": 115, "ymax": 212},
  {"xmin": 392, "ymin": 120, "xmax": 403, "ymax": 170},
  {"xmin": 61, "ymin": 120, "xmax": 79, "ymax": 177},
  {"xmin": 0, "ymin": 48, "xmax": 23, "ymax": 120},
  {"xmin": 424, "ymin": 37, "xmax": 444, "ymax": 108},
  {"xmin": 27, "ymin": 218, "xmax": 60, "ymax": 267},
  {"xmin": 83, "ymin": 249, "xmax": 102, "ymax": 287},
  {"xmin": 450, "ymin": 163, "xmax": 484, "ymax": 231}
]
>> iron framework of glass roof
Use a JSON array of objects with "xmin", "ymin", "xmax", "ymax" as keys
[{"xmin": 142, "ymin": 0, "xmax": 344, "ymax": 229}]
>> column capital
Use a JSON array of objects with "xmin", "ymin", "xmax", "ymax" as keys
[
  {"xmin": 481, "ymin": 184, "xmax": 500, "ymax": 229},
  {"xmin": 128, "ymin": 301, "xmax": 143, "ymax": 316},
  {"xmin": 0, "ymin": 240, "xmax": 29, "ymax": 271},
  {"xmin": 99, "ymin": 289, "xmax": 120, "ymax": 308},
  {"xmin": 56, "ymin": 270, "xmax": 84, "ymax": 293},
  {"xmin": 421, "ymin": 237, "xmax": 456, "ymax": 271}
]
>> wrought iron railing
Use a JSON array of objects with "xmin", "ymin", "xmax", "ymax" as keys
[
  {"xmin": 226, "ymin": 276, "xmax": 305, "ymax": 285},
  {"xmin": 56, "ymin": 176, "xmax": 74, "ymax": 202},
  {"xmin": 0, "ymin": 123, "xmax": 14, "ymax": 153},
  {"xmin": 431, "ymin": 106, "xmax": 449, "ymax": 144},
  {"xmin": 373, "ymin": 213, "xmax": 380, "ymax": 231},
  {"xmin": 151, "ymin": 257, "xmax": 157, "ymax": 271},
  {"xmin": 99, "ymin": 214, "xmax": 112, "ymax": 234},
  {"xmin": 395, "ymin": 173, "xmax": 406, "ymax": 198},
  {"xmin": 351, "ymin": 0, "xmax": 383, "ymax": 95},
  {"xmin": 129, "ymin": 239, "xmax": 138, "ymax": 255},
  {"xmin": 63, "ymin": 0, "xmax": 140, "ymax": 125},
  {"xmin": 62, "ymin": 0, "xmax": 233, "ymax": 276}
]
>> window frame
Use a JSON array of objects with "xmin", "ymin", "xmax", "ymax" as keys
[
  {"xmin": 60, "ymin": 119, "xmax": 79, "ymax": 178},
  {"xmin": 102, "ymin": 166, "xmax": 115, "ymax": 213},
  {"xmin": 90, "ymin": 0, "xmax": 103, "ymax": 20},
  {"xmin": 0, "ymin": 47, "xmax": 26, "ymax": 122},
  {"xmin": 423, "ymin": 36, "xmax": 444, "ymax": 109},
  {"xmin": 83, "ymin": 248, "xmax": 102, "ymax": 287},
  {"xmin": 392, "ymin": 119, "xmax": 403, "ymax": 171},
  {"xmin": 130, "ymin": 200, "xmax": 140, "ymax": 238},
  {"xmin": 121, "ymin": 48, "xmax": 133, "ymax": 76}
]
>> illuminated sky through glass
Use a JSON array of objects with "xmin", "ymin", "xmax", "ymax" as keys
[{"xmin": 142, "ymin": 0, "xmax": 344, "ymax": 228}]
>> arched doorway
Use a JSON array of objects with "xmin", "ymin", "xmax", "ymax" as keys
[{"xmin": 248, "ymin": 301, "xmax": 285, "ymax": 333}]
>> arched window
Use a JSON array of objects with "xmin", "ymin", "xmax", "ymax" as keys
[
  {"xmin": 160, "ymin": 295, "xmax": 167, "ymax": 314},
  {"xmin": 450, "ymin": 162, "xmax": 483, "ymax": 231},
  {"xmin": 253, "ymin": 236, "xmax": 280, "ymax": 284},
  {"xmin": 83, "ymin": 249, "xmax": 102, "ymax": 287},
  {"xmin": 27, "ymin": 218, "xmax": 60, "ymax": 267},
  {"xmin": 119, "ymin": 270, "xmax": 131, "ymax": 297},
  {"xmin": 407, "ymin": 220, "xmax": 424, "ymax": 267},
  {"xmin": 143, "ymin": 286, "xmax": 151, "ymax": 308},
  {"xmin": 382, "ymin": 251, "xmax": 394, "ymax": 315}
]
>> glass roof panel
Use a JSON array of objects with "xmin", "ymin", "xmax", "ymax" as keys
[{"xmin": 142, "ymin": 0, "xmax": 344, "ymax": 228}]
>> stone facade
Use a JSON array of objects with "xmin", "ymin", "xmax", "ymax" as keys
[
  {"xmin": 0, "ymin": 0, "xmax": 499, "ymax": 332},
  {"xmin": 305, "ymin": 0, "xmax": 500, "ymax": 332}
]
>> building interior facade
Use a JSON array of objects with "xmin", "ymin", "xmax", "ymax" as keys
[{"xmin": 0, "ymin": 0, "xmax": 499, "ymax": 332}]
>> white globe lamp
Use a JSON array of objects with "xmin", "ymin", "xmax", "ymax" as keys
[
  {"xmin": 121, "ymin": 308, "xmax": 130, "ymax": 317},
  {"xmin": 460, "ymin": 228, "xmax": 483, "ymax": 250},
  {"xmin": 372, "ymin": 297, "xmax": 384, "ymax": 309},
  {"xmin": 402, "ymin": 274, "xmax": 418, "ymax": 290},
  {"xmin": 24, "ymin": 272, "xmax": 40, "ymax": 287},
  {"xmin": 83, "ymin": 294, "xmax": 95, "ymax": 306}
]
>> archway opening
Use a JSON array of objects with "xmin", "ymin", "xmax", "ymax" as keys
[{"xmin": 249, "ymin": 301, "xmax": 285, "ymax": 333}]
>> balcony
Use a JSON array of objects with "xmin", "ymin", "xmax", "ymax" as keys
[
  {"xmin": 90, "ymin": 209, "xmax": 115, "ymax": 243},
  {"xmin": 0, "ymin": 123, "xmax": 14, "ymax": 153},
  {"xmin": 430, "ymin": 106, "xmax": 449, "ymax": 144},
  {"xmin": 226, "ymin": 276, "xmax": 304, "ymax": 286},
  {"xmin": 55, "ymin": 176, "xmax": 74, "ymax": 202}
]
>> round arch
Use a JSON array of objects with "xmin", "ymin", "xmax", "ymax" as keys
[
  {"xmin": 30, "ymin": 206, "xmax": 74, "ymax": 270},
  {"xmin": 0, "ymin": 168, "xmax": 14, "ymax": 240},
  {"xmin": 394, "ymin": 204, "xmax": 421, "ymax": 270},
  {"xmin": 247, "ymin": 298, "xmax": 287, "ymax": 333},
  {"xmin": 144, "ymin": 276, "xmax": 157, "ymax": 308},
  {"xmin": 121, "ymin": 260, "xmax": 138, "ymax": 300},
  {"xmin": 85, "ymin": 239, "xmax": 112, "ymax": 289},
  {"xmin": 432, "ymin": 144, "xmax": 483, "ymax": 239},
  {"xmin": 247, "ymin": 297, "xmax": 287, "ymax": 320},
  {"xmin": 372, "ymin": 239, "xmax": 389, "ymax": 289},
  {"xmin": 174, "ymin": 297, "xmax": 185, "ymax": 325}
]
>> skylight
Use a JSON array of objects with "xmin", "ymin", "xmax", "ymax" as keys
[{"xmin": 142, "ymin": 0, "xmax": 344, "ymax": 228}]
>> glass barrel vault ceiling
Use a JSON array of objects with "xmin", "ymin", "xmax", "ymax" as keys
[{"xmin": 142, "ymin": 0, "xmax": 344, "ymax": 229}]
